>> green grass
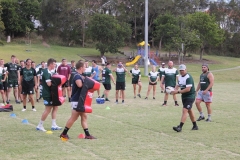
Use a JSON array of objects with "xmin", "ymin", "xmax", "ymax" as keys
[{"xmin": 1, "ymin": 44, "xmax": 240, "ymax": 159}]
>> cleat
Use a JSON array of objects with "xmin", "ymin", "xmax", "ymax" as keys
[
  {"xmin": 68, "ymin": 98, "xmax": 71, "ymax": 102},
  {"xmin": 122, "ymin": 100, "xmax": 124, "ymax": 104},
  {"xmin": 22, "ymin": 108, "xmax": 26, "ymax": 112},
  {"xmin": 175, "ymin": 103, "xmax": 179, "ymax": 106},
  {"xmin": 98, "ymin": 96, "xmax": 100, "ymax": 98},
  {"xmin": 162, "ymin": 103, "xmax": 167, "ymax": 106},
  {"xmin": 161, "ymin": 91, "xmax": 163, "ymax": 93},
  {"xmin": 205, "ymin": 118, "xmax": 211, "ymax": 122},
  {"xmin": 60, "ymin": 133, "xmax": 69, "ymax": 140},
  {"xmin": 32, "ymin": 108, "xmax": 37, "ymax": 112},
  {"xmin": 36, "ymin": 126, "xmax": 46, "ymax": 132},
  {"xmin": 173, "ymin": 125, "xmax": 182, "ymax": 132},
  {"xmin": 192, "ymin": 126, "xmax": 199, "ymax": 130},
  {"xmin": 134, "ymin": 96, "xmax": 136, "ymax": 99},
  {"xmin": 105, "ymin": 98, "xmax": 110, "ymax": 102},
  {"xmin": 137, "ymin": 94, "xmax": 141, "ymax": 98},
  {"xmin": 197, "ymin": 116, "xmax": 205, "ymax": 121},
  {"xmin": 6, "ymin": 101, "xmax": 10, "ymax": 104},
  {"xmin": 115, "ymin": 101, "xmax": 118, "ymax": 104},
  {"xmin": 153, "ymin": 97, "xmax": 155, "ymax": 99},
  {"xmin": 85, "ymin": 135, "xmax": 97, "ymax": 139},
  {"xmin": 16, "ymin": 100, "xmax": 21, "ymax": 104},
  {"xmin": 51, "ymin": 126, "xmax": 62, "ymax": 130},
  {"xmin": 145, "ymin": 97, "xmax": 148, "ymax": 100}
]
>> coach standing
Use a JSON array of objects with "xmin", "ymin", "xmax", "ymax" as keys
[
  {"xmin": 171, "ymin": 64, "xmax": 198, "ymax": 132},
  {"xmin": 195, "ymin": 64, "xmax": 214, "ymax": 122}
]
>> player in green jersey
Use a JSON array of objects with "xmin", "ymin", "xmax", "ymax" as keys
[
  {"xmin": 160, "ymin": 61, "xmax": 179, "ymax": 106},
  {"xmin": 171, "ymin": 64, "xmax": 198, "ymax": 132},
  {"xmin": 195, "ymin": 64, "xmax": 214, "ymax": 122},
  {"xmin": 113, "ymin": 62, "xmax": 127, "ymax": 103},
  {"xmin": 36, "ymin": 58, "xmax": 62, "ymax": 132},
  {"xmin": 145, "ymin": 65, "xmax": 159, "ymax": 100},
  {"xmin": 129, "ymin": 64, "xmax": 142, "ymax": 98},
  {"xmin": 20, "ymin": 59, "xmax": 38, "ymax": 111},
  {"xmin": 158, "ymin": 62, "xmax": 166, "ymax": 93},
  {"xmin": 4, "ymin": 55, "xmax": 21, "ymax": 104},
  {"xmin": 101, "ymin": 63, "xmax": 115, "ymax": 101}
]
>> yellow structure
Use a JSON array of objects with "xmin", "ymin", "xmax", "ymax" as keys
[{"xmin": 125, "ymin": 55, "xmax": 141, "ymax": 66}]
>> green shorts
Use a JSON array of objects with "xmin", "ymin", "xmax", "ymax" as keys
[
  {"xmin": 8, "ymin": 79, "xmax": 18, "ymax": 88},
  {"xmin": 43, "ymin": 97, "xmax": 53, "ymax": 106}
]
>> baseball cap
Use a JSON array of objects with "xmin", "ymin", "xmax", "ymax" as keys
[{"xmin": 179, "ymin": 64, "xmax": 186, "ymax": 70}]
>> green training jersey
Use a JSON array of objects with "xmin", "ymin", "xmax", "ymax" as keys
[
  {"xmin": 200, "ymin": 72, "xmax": 212, "ymax": 91},
  {"xmin": 116, "ymin": 68, "xmax": 126, "ymax": 82},
  {"xmin": 83, "ymin": 66, "xmax": 95, "ymax": 77},
  {"xmin": 41, "ymin": 68, "xmax": 52, "ymax": 98},
  {"xmin": 148, "ymin": 71, "xmax": 159, "ymax": 82},
  {"xmin": 102, "ymin": 67, "xmax": 112, "ymax": 84},
  {"xmin": 178, "ymin": 73, "xmax": 195, "ymax": 99},
  {"xmin": 20, "ymin": 67, "xmax": 37, "ymax": 88},
  {"xmin": 157, "ymin": 67, "xmax": 166, "ymax": 80},
  {"xmin": 4, "ymin": 63, "xmax": 20, "ymax": 80},
  {"xmin": 130, "ymin": 68, "xmax": 141, "ymax": 81},
  {"xmin": 162, "ymin": 67, "xmax": 179, "ymax": 87},
  {"xmin": 0, "ymin": 67, "xmax": 6, "ymax": 84}
]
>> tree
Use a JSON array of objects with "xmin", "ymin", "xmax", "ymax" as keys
[
  {"xmin": 0, "ymin": 4, "xmax": 5, "ymax": 33},
  {"xmin": 186, "ymin": 12, "xmax": 225, "ymax": 60},
  {"xmin": 88, "ymin": 14, "xmax": 131, "ymax": 56},
  {"xmin": 1, "ymin": 0, "xmax": 41, "ymax": 37}
]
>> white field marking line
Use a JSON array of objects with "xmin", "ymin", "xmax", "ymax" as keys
[
  {"xmin": 11, "ymin": 115, "xmax": 106, "ymax": 160},
  {"xmin": 92, "ymin": 114, "xmax": 240, "ymax": 157},
  {"xmin": 211, "ymin": 66, "xmax": 240, "ymax": 72}
]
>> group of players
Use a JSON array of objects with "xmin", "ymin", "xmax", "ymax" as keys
[{"xmin": 0, "ymin": 55, "xmax": 214, "ymax": 137}]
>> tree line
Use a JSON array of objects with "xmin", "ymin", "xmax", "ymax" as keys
[{"xmin": 0, "ymin": 0, "xmax": 240, "ymax": 58}]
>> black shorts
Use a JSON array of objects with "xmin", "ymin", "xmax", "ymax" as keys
[
  {"xmin": 62, "ymin": 80, "xmax": 69, "ymax": 88},
  {"xmin": 103, "ymin": 83, "xmax": 111, "ymax": 90},
  {"xmin": 0, "ymin": 83, "xmax": 4, "ymax": 90},
  {"xmin": 116, "ymin": 82, "xmax": 125, "ymax": 90},
  {"xmin": 132, "ymin": 80, "xmax": 139, "ymax": 84},
  {"xmin": 182, "ymin": 98, "xmax": 195, "ymax": 110},
  {"xmin": 3, "ymin": 81, "xmax": 8, "ymax": 91},
  {"xmin": 21, "ymin": 86, "xmax": 34, "ymax": 95},
  {"xmin": 149, "ymin": 82, "xmax": 157, "ymax": 85}
]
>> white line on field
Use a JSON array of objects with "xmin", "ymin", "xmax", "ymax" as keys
[
  {"xmin": 92, "ymin": 114, "xmax": 240, "ymax": 157},
  {"xmin": 12, "ymin": 116, "xmax": 106, "ymax": 160}
]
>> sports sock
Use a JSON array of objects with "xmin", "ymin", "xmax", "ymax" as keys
[
  {"xmin": 200, "ymin": 112, "xmax": 204, "ymax": 117},
  {"xmin": 32, "ymin": 106, "xmax": 35, "ymax": 109},
  {"xmin": 179, "ymin": 122, "xmax": 184, "ymax": 128},
  {"xmin": 116, "ymin": 99, "xmax": 118, "ymax": 102},
  {"xmin": 122, "ymin": 100, "xmax": 124, "ymax": 103},
  {"xmin": 52, "ymin": 119, "xmax": 57, "ymax": 127},
  {"xmin": 192, "ymin": 121, "xmax": 197, "ymax": 127},
  {"xmin": 208, "ymin": 114, "xmax": 211, "ymax": 120},
  {"xmin": 175, "ymin": 101, "xmax": 178, "ymax": 105},
  {"xmin": 62, "ymin": 127, "xmax": 69, "ymax": 135},
  {"xmin": 38, "ymin": 120, "xmax": 44, "ymax": 127},
  {"xmin": 164, "ymin": 101, "xmax": 167, "ymax": 104},
  {"xmin": 84, "ymin": 128, "xmax": 90, "ymax": 136},
  {"xmin": 23, "ymin": 106, "xmax": 26, "ymax": 109}
]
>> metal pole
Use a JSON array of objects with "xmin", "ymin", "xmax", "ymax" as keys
[{"xmin": 144, "ymin": 0, "xmax": 149, "ymax": 76}]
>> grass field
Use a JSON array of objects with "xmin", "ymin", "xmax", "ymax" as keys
[{"xmin": 0, "ymin": 44, "xmax": 240, "ymax": 159}]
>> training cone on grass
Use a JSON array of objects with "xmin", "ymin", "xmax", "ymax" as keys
[
  {"xmin": 46, "ymin": 131, "xmax": 53, "ymax": 134},
  {"xmin": 22, "ymin": 119, "xmax": 28, "ymax": 124},
  {"xmin": 106, "ymin": 106, "xmax": 110, "ymax": 110},
  {"xmin": 61, "ymin": 137, "xmax": 68, "ymax": 142},
  {"xmin": 78, "ymin": 133, "xmax": 85, "ymax": 139},
  {"xmin": 10, "ymin": 113, "xmax": 16, "ymax": 118}
]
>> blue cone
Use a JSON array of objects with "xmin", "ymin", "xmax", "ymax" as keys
[
  {"xmin": 10, "ymin": 113, "xmax": 16, "ymax": 118},
  {"xmin": 22, "ymin": 119, "xmax": 29, "ymax": 124}
]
